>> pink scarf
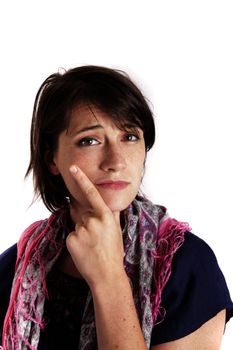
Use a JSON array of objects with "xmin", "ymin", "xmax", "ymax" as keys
[{"xmin": 1, "ymin": 196, "xmax": 190, "ymax": 349}]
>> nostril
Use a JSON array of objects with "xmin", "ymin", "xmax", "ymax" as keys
[{"xmin": 100, "ymin": 152, "xmax": 127, "ymax": 172}]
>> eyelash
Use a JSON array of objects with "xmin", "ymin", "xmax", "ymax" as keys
[
  {"xmin": 124, "ymin": 133, "xmax": 140, "ymax": 142},
  {"xmin": 77, "ymin": 137, "xmax": 99, "ymax": 147},
  {"xmin": 77, "ymin": 133, "xmax": 140, "ymax": 147}
]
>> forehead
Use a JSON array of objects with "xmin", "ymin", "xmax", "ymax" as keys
[
  {"xmin": 68, "ymin": 105, "xmax": 110, "ymax": 128},
  {"xmin": 67, "ymin": 104, "xmax": 140, "ymax": 134}
]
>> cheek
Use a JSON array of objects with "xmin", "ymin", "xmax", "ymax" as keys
[
  {"xmin": 56, "ymin": 147, "xmax": 92, "ymax": 175},
  {"xmin": 71, "ymin": 161, "xmax": 97, "ymax": 188},
  {"xmin": 130, "ymin": 150, "xmax": 145, "ymax": 176},
  {"xmin": 57, "ymin": 154, "xmax": 95, "ymax": 196},
  {"xmin": 62, "ymin": 171, "xmax": 86, "ymax": 203}
]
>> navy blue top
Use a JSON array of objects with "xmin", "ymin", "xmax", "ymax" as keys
[{"xmin": 0, "ymin": 232, "xmax": 233, "ymax": 348}]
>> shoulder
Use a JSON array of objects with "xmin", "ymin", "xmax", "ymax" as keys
[
  {"xmin": 178, "ymin": 230, "xmax": 217, "ymax": 258},
  {"xmin": 0, "ymin": 244, "xmax": 17, "ymax": 277},
  {"xmin": 172, "ymin": 231, "xmax": 222, "ymax": 277},
  {"xmin": 151, "ymin": 231, "xmax": 233, "ymax": 345},
  {"xmin": 171, "ymin": 232, "xmax": 232, "ymax": 301},
  {"xmin": 0, "ymin": 244, "xmax": 17, "ymax": 337},
  {"xmin": 0, "ymin": 244, "xmax": 17, "ymax": 298}
]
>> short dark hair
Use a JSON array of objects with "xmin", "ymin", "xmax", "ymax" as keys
[{"xmin": 25, "ymin": 65, "xmax": 155, "ymax": 212}]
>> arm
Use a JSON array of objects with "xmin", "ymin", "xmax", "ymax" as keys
[
  {"xmin": 91, "ymin": 270, "xmax": 147, "ymax": 350},
  {"xmin": 151, "ymin": 309, "xmax": 226, "ymax": 350},
  {"xmin": 66, "ymin": 165, "xmax": 147, "ymax": 350}
]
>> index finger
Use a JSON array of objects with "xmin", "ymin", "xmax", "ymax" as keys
[{"xmin": 69, "ymin": 165, "xmax": 109, "ymax": 216}]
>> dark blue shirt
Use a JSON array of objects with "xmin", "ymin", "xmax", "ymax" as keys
[{"xmin": 0, "ymin": 232, "xmax": 232, "ymax": 348}]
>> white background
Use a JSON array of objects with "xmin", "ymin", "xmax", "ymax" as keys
[{"xmin": 0, "ymin": 0, "xmax": 232, "ymax": 347}]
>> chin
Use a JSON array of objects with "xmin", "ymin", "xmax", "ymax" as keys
[{"xmin": 101, "ymin": 193, "xmax": 136, "ymax": 212}]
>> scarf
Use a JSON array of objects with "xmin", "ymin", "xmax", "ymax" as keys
[{"xmin": 1, "ymin": 196, "xmax": 190, "ymax": 349}]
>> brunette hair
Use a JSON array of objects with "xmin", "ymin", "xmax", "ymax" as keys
[{"xmin": 25, "ymin": 65, "xmax": 155, "ymax": 212}]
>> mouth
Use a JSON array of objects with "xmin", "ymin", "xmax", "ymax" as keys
[{"xmin": 96, "ymin": 180, "xmax": 130, "ymax": 190}]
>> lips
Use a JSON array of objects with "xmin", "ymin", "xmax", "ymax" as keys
[{"xmin": 96, "ymin": 180, "xmax": 130, "ymax": 190}]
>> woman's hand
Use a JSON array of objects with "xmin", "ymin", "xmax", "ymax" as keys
[
  {"xmin": 66, "ymin": 165, "xmax": 125, "ymax": 289},
  {"xmin": 65, "ymin": 165, "xmax": 148, "ymax": 349},
  {"xmin": 66, "ymin": 165, "xmax": 147, "ymax": 350}
]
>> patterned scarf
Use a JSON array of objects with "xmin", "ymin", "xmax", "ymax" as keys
[{"xmin": 1, "ymin": 196, "xmax": 190, "ymax": 349}]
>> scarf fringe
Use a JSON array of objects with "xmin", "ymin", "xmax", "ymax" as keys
[
  {"xmin": 2, "ymin": 214, "xmax": 61, "ymax": 350},
  {"xmin": 151, "ymin": 218, "xmax": 191, "ymax": 324}
]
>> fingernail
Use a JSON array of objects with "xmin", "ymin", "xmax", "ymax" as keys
[{"xmin": 69, "ymin": 165, "xmax": 78, "ymax": 174}]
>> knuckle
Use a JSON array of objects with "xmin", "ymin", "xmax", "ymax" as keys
[
  {"xmin": 101, "ymin": 209, "xmax": 112, "ymax": 220},
  {"xmin": 85, "ymin": 185, "xmax": 95, "ymax": 197},
  {"xmin": 66, "ymin": 231, "xmax": 76, "ymax": 247}
]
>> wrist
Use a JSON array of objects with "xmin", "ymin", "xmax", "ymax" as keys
[{"xmin": 90, "ymin": 268, "xmax": 130, "ymax": 297}]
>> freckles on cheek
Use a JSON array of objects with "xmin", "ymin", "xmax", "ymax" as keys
[
  {"xmin": 131, "ymin": 149, "xmax": 145, "ymax": 168},
  {"xmin": 74, "ymin": 154, "xmax": 95, "ymax": 173}
]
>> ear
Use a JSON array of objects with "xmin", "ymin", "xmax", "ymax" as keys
[
  {"xmin": 45, "ymin": 148, "xmax": 60, "ymax": 175},
  {"xmin": 49, "ymin": 159, "xmax": 60, "ymax": 175}
]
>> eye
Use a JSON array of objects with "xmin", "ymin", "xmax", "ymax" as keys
[
  {"xmin": 77, "ymin": 137, "xmax": 100, "ymax": 147},
  {"xmin": 123, "ymin": 133, "xmax": 140, "ymax": 142}
]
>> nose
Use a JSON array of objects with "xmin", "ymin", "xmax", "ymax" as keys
[{"xmin": 100, "ymin": 145, "xmax": 127, "ymax": 172}]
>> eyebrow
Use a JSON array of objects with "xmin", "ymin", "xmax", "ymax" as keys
[
  {"xmin": 72, "ymin": 124, "xmax": 104, "ymax": 136},
  {"xmin": 72, "ymin": 123, "xmax": 141, "ymax": 137}
]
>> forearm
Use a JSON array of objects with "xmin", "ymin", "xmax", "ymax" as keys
[{"xmin": 91, "ymin": 271, "xmax": 147, "ymax": 350}]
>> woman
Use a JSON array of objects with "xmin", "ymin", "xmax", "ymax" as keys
[{"xmin": 0, "ymin": 65, "xmax": 232, "ymax": 349}]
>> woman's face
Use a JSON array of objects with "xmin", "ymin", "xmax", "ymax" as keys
[{"xmin": 51, "ymin": 105, "xmax": 146, "ymax": 215}]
